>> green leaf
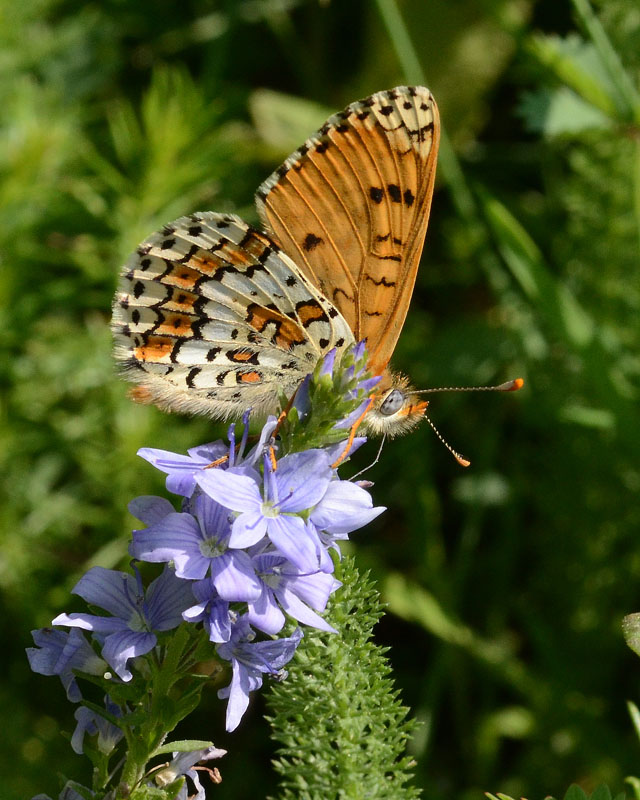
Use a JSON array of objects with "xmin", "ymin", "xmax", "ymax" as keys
[
  {"xmin": 249, "ymin": 88, "xmax": 331, "ymax": 154},
  {"xmin": 518, "ymin": 87, "xmax": 613, "ymax": 137},
  {"xmin": 564, "ymin": 785, "xmax": 588, "ymax": 800},
  {"xmin": 625, "ymin": 776, "xmax": 640, "ymax": 800},
  {"xmin": 627, "ymin": 700, "xmax": 640, "ymax": 743},
  {"xmin": 527, "ymin": 33, "xmax": 620, "ymax": 119},
  {"xmin": 590, "ymin": 784, "xmax": 613, "ymax": 800},
  {"xmin": 152, "ymin": 739, "xmax": 215, "ymax": 757}
]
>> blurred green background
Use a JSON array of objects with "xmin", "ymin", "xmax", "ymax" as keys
[{"xmin": 1, "ymin": 0, "xmax": 639, "ymax": 798}]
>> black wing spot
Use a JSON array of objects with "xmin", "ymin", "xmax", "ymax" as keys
[
  {"xmin": 319, "ymin": 338, "xmax": 329, "ymax": 348},
  {"xmin": 379, "ymin": 105, "xmax": 394, "ymax": 116},
  {"xmin": 336, "ymin": 337, "xmax": 345, "ymax": 347},
  {"xmin": 133, "ymin": 281, "xmax": 145, "ymax": 299},
  {"xmin": 387, "ymin": 184, "xmax": 402, "ymax": 203},
  {"xmin": 403, "ymin": 101, "xmax": 413, "ymax": 109},
  {"xmin": 131, "ymin": 309, "xmax": 140, "ymax": 324},
  {"xmin": 161, "ymin": 238, "xmax": 175, "ymax": 251},
  {"xmin": 206, "ymin": 347, "xmax": 221, "ymax": 361},
  {"xmin": 231, "ymin": 329, "xmax": 239, "ymax": 340},
  {"xmin": 404, "ymin": 189, "xmax": 415, "ymax": 207},
  {"xmin": 186, "ymin": 367, "xmax": 201, "ymax": 388},
  {"xmin": 315, "ymin": 141, "xmax": 329, "ymax": 154},
  {"xmin": 303, "ymin": 233, "xmax": 323, "ymax": 251},
  {"xmin": 370, "ymin": 186, "xmax": 384, "ymax": 204},
  {"xmin": 286, "ymin": 275, "xmax": 297, "ymax": 287},
  {"xmin": 140, "ymin": 258, "xmax": 151, "ymax": 270},
  {"xmin": 357, "ymin": 110, "xmax": 370, "ymax": 120},
  {"xmin": 335, "ymin": 123, "xmax": 349, "ymax": 133},
  {"xmin": 188, "ymin": 225, "xmax": 202, "ymax": 236}
]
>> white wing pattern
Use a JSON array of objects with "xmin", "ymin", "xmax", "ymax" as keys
[{"xmin": 112, "ymin": 212, "xmax": 354, "ymax": 419}]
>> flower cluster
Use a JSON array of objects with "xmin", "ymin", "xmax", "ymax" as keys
[
  {"xmin": 27, "ymin": 346, "xmax": 385, "ymax": 797},
  {"xmin": 128, "ymin": 407, "xmax": 383, "ymax": 730}
]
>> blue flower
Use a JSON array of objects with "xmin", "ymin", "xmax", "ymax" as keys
[
  {"xmin": 197, "ymin": 449, "xmax": 334, "ymax": 572},
  {"xmin": 247, "ymin": 552, "xmax": 340, "ymax": 635},
  {"xmin": 217, "ymin": 616, "xmax": 303, "ymax": 732},
  {"xmin": 52, "ymin": 566, "xmax": 194, "ymax": 681},
  {"xmin": 71, "ymin": 695, "xmax": 124, "ymax": 755},
  {"xmin": 26, "ymin": 627, "xmax": 107, "ymax": 702},
  {"xmin": 130, "ymin": 491, "xmax": 262, "ymax": 602},
  {"xmin": 138, "ymin": 442, "xmax": 228, "ymax": 497},
  {"xmin": 182, "ymin": 577, "xmax": 233, "ymax": 643}
]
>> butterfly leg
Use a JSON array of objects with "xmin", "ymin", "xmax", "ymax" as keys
[{"xmin": 331, "ymin": 395, "xmax": 376, "ymax": 469}]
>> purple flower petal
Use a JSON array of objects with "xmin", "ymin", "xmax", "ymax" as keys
[
  {"xmin": 274, "ymin": 450, "xmax": 332, "ymax": 512},
  {"xmin": 129, "ymin": 512, "xmax": 204, "ymax": 575},
  {"xmin": 128, "ymin": 496, "xmax": 175, "ymax": 525},
  {"xmin": 275, "ymin": 586, "xmax": 336, "ymax": 633},
  {"xmin": 71, "ymin": 568, "xmax": 139, "ymax": 620},
  {"xmin": 102, "ymin": 629, "xmax": 156, "ymax": 681},
  {"xmin": 211, "ymin": 551, "xmax": 262, "ymax": 602},
  {"xmin": 145, "ymin": 568, "xmax": 195, "ymax": 631},
  {"xmin": 246, "ymin": 586, "xmax": 286, "ymax": 635},
  {"xmin": 267, "ymin": 515, "xmax": 319, "ymax": 572},
  {"xmin": 229, "ymin": 510, "xmax": 268, "ymax": 548},
  {"xmin": 51, "ymin": 612, "xmax": 127, "ymax": 636},
  {"xmin": 197, "ymin": 469, "xmax": 262, "ymax": 512},
  {"xmin": 139, "ymin": 443, "xmax": 228, "ymax": 496},
  {"xmin": 310, "ymin": 480, "xmax": 385, "ymax": 534}
]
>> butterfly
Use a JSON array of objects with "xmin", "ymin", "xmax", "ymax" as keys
[{"xmin": 112, "ymin": 86, "xmax": 439, "ymax": 437}]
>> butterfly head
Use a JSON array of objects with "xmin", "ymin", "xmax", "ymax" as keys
[{"xmin": 363, "ymin": 372, "xmax": 428, "ymax": 438}]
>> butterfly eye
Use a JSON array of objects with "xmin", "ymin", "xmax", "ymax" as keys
[{"xmin": 379, "ymin": 389, "xmax": 405, "ymax": 417}]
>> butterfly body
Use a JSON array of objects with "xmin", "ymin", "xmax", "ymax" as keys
[{"xmin": 112, "ymin": 86, "xmax": 440, "ymax": 435}]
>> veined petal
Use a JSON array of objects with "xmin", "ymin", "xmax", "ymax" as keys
[
  {"xmin": 128, "ymin": 496, "xmax": 175, "ymax": 525},
  {"xmin": 274, "ymin": 450, "xmax": 332, "ymax": 512},
  {"xmin": 129, "ymin": 512, "xmax": 202, "ymax": 564},
  {"xmin": 145, "ymin": 568, "xmax": 195, "ymax": 631},
  {"xmin": 71, "ymin": 568, "xmax": 138, "ymax": 619},
  {"xmin": 286, "ymin": 570, "xmax": 340, "ymax": 611},
  {"xmin": 310, "ymin": 480, "xmax": 385, "ymax": 534},
  {"xmin": 102, "ymin": 629, "xmax": 156, "ymax": 682},
  {"xmin": 246, "ymin": 587, "xmax": 285, "ymax": 635},
  {"xmin": 211, "ymin": 551, "xmax": 262, "ymax": 602},
  {"xmin": 52, "ymin": 612, "xmax": 127, "ymax": 635},
  {"xmin": 276, "ymin": 586, "xmax": 337, "ymax": 633},
  {"xmin": 229, "ymin": 511, "xmax": 268, "ymax": 548},
  {"xmin": 197, "ymin": 469, "xmax": 262, "ymax": 512},
  {"xmin": 267, "ymin": 515, "xmax": 318, "ymax": 572},
  {"xmin": 220, "ymin": 659, "xmax": 255, "ymax": 732}
]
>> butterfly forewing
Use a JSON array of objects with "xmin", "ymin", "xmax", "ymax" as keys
[
  {"xmin": 256, "ymin": 86, "xmax": 439, "ymax": 376},
  {"xmin": 112, "ymin": 212, "xmax": 354, "ymax": 419}
]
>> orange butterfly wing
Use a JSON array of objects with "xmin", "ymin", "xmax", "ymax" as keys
[{"xmin": 256, "ymin": 85, "xmax": 439, "ymax": 376}]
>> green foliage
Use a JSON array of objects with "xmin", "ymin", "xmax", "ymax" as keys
[
  {"xmin": 266, "ymin": 557, "xmax": 420, "ymax": 800},
  {"xmin": 486, "ymin": 783, "xmax": 626, "ymax": 800}
]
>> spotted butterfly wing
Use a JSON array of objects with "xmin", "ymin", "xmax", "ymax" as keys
[
  {"xmin": 112, "ymin": 213, "xmax": 353, "ymax": 420},
  {"xmin": 256, "ymin": 85, "xmax": 439, "ymax": 377}
]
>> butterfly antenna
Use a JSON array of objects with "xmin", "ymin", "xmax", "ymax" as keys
[
  {"xmin": 422, "ymin": 409, "xmax": 471, "ymax": 467},
  {"xmin": 410, "ymin": 377, "xmax": 524, "ymax": 395}
]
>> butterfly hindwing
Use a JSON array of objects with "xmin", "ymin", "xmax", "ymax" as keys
[
  {"xmin": 112, "ymin": 212, "xmax": 354, "ymax": 419},
  {"xmin": 256, "ymin": 85, "xmax": 439, "ymax": 376}
]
